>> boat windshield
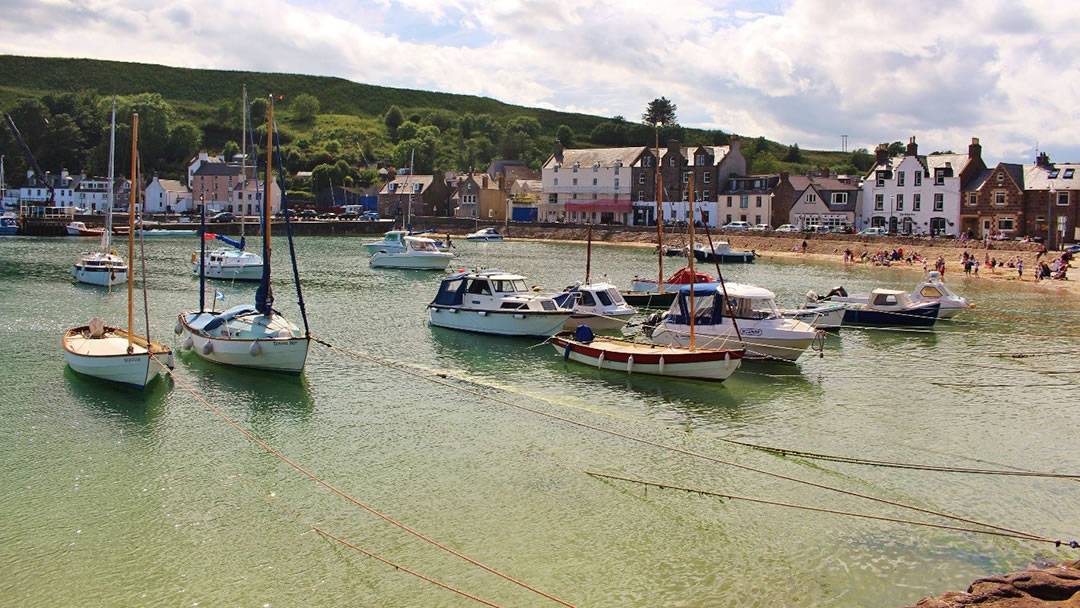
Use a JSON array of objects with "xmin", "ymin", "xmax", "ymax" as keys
[
  {"xmin": 606, "ymin": 288, "xmax": 625, "ymax": 304},
  {"xmin": 595, "ymin": 290, "xmax": 613, "ymax": 306},
  {"xmin": 408, "ymin": 240, "xmax": 437, "ymax": 252},
  {"xmin": 730, "ymin": 295, "xmax": 779, "ymax": 319},
  {"xmin": 919, "ymin": 285, "xmax": 943, "ymax": 298},
  {"xmin": 492, "ymin": 279, "xmax": 528, "ymax": 293}
]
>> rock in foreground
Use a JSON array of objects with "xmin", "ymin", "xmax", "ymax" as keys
[{"xmin": 904, "ymin": 561, "xmax": 1080, "ymax": 607}]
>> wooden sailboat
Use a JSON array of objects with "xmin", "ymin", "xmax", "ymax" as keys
[
  {"xmin": 62, "ymin": 113, "xmax": 175, "ymax": 388},
  {"xmin": 552, "ymin": 177, "xmax": 744, "ymax": 382},
  {"xmin": 177, "ymin": 95, "xmax": 311, "ymax": 374},
  {"xmin": 73, "ymin": 98, "xmax": 128, "ymax": 287}
]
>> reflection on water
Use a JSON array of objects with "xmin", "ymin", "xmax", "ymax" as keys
[
  {"xmin": 175, "ymin": 350, "xmax": 315, "ymax": 420},
  {"xmin": 62, "ymin": 365, "xmax": 172, "ymax": 428}
]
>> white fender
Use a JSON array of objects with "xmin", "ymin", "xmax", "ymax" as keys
[
  {"xmin": 201, "ymin": 341, "xmax": 213, "ymax": 355},
  {"xmin": 724, "ymin": 352, "xmax": 732, "ymax": 371},
  {"xmin": 165, "ymin": 352, "xmax": 176, "ymax": 369},
  {"xmin": 249, "ymin": 341, "xmax": 261, "ymax": 356},
  {"xmin": 658, "ymin": 356, "xmax": 665, "ymax": 374},
  {"xmin": 626, "ymin": 355, "xmax": 634, "ymax": 374},
  {"xmin": 174, "ymin": 319, "xmax": 183, "ymax": 335},
  {"xmin": 597, "ymin": 352, "xmax": 605, "ymax": 369},
  {"xmin": 182, "ymin": 336, "xmax": 193, "ymax": 351}
]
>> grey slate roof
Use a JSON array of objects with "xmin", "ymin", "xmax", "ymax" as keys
[
  {"xmin": 194, "ymin": 163, "xmax": 242, "ymax": 177},
  {"xmin": 546, "ymin": 146, "xmax": 647, "ymax": 169},
  {"xmin": 1023, "ymin": 163, "xmax": 1080, "ymax": 190}
]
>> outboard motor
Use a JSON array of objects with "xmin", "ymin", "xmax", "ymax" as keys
[
  {"xmin": 825, "ymin": 286, "xmax": 848, "ymax": 299},
  {"xmin": 805, "ymin": 289, "xmax": 819, "ymax": 303}
]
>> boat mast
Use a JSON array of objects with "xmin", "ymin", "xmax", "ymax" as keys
[
  {"xmin": 406, "ymin": 147, "xmax": 415, "ymax": 231},
  {"xmin": 241, "ymin": 85, "xmax": 247, "ymax": 240},
  {"xmin": 654, "ymin": 126, "xmax": 664, "ymax": 293},
  {"xmin": 687, "ymin": 173, "xmax": 695, "ymax": 350},
  {"xmin": 127, "ymin": 113, "xmax": 138, "ymax": 352},
  {"xmin": 254, "ymin": 96, "xmax": 274, "ymax": 317},
  {"xmin": 585, "ymin": 222, "xmax": 592, "ymax": 284},
  {"xmin": 103, "ymin": 98, "xmax": 116, "ymax": 253}
]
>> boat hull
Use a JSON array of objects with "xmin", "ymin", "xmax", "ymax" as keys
[
  {"xmin": 370, "ymin": 251, "xmax": 454, "ymax": 270},
  {"xmin": 428, "ymin": 306, "xmax": 571, "ymax": 337},
  {"xmin": 73, "ymin": 263, "xmax": 128, "ymax": 286},
  {"xmin": 563, "ymin": 310, "xmax": 636, "ymax": 331},
  {"xmin": 651, "ymin": 326, "xmax": 816, "ymax": 362},
  {"xmin": 466, "ymin": 236, "xmax": 503, "ymax": 241},
  {"xmin": 620, "ymin": 290, "xmax": 678, "ymax": 309},
  {"xmin": 178, "ymin": 313, "xmax": 310, "ymax": 374},
  {"xmin": 551, "ymin": 336, "xmax": 741, "ymax": 381},
  {"xmin": 692, "ymin": 249, "xmax": 755, "ymax": 264},
  {"xmin": 190, "ymin": 261, "xmax": 263, "ymax": 281},
  {"xmin": 62, "ymin": 327, "xmax": 173, "ymax": 389},
  {"xmin": 841, "ymin": 303, "xmax": 939, "ymax": 328},
  {"xmin": 782, "ymin": 305, "xmax": 845, "ymax": 330},
  {"xmin": 362, "ymin": 242, "xmax": 406, "ymax": 256}
]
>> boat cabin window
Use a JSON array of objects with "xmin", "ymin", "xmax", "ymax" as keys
[
  {"xmin": 409, "ymin": 240, "xmax": 436, "ymax": 251},
  {"xmin": 606, "ymin": 288, "xmax": 625, "ymax": 304},
  {"xmin": 595, "ymin": 290, "xmax": 613, "ymax": 306},
  {"xmin": 919, "ymin": 286, "xmax": 942, "ymax": 298},
  {"xmin": 491, "ymin": 279, "xmax": 527, "ymax": 293},
  {"xmin": 579, "ymin": 291, "xmax": 597, "ymax": 306},
  {"xmin": 873, "ymin": 293, "xmax": 899, "ymax": 306},
  {"xmin": 540, "ymin": 300, "xmax": 556, "ymax": 311},
  {"xmin": 466, "ymin": 279, "xmax": 492, "ymax": 295},
  {"xmin": 500, "ymin": 301, "xmax": 526, "ymax": 309},
  {"xmin": 731, "ymin": 296, "xmax": 779, "ymax": 320}
]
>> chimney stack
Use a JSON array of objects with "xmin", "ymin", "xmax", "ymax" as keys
[
  {"xmin": 553, "ymin": 140, "xmax": 564, "ymax": 164},
  {"xmin": 874, "ymin": 144, "xmax": 889, "ymax": 165},
  {"xmin": 905, "ymin": 136, "xmax": 918, "ymax": 157},
  {"xmin": 1036, "ymin": 151, "xmax": 1052, "ymax": 167},
  {"xmin": 730, "ymin": 134, "xmax": 741, "ymax": 155},
  {"xmin": 968, "ymin": 137, "xmax": 982, "ymax": 162}
]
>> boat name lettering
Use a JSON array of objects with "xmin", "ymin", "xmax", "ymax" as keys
[
  {"xmin": 123, "ymin": 357, "xmax": 142, "ymax": 363},
  {"xmin": 740, "ymin": 328, "xmax": 763, "ymax": 336}
]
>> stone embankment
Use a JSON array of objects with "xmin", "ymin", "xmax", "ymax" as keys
[{"xmin": 902, "ymin": 561, "xmax": 1080, "ymax": 607}]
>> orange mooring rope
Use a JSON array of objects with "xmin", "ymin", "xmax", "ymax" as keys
[{"xmin": 150, "ymin": 355, "xmax": 576, "ymax": 608}]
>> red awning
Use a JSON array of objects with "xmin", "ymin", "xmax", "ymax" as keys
[{"xmin": 564, "ymin": 198, "xmax": 632, "ymax": 213}]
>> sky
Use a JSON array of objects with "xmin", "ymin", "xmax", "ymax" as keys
[{"xmin": 2, "ymin": 0, "xmax": 1078, "ymax": 165}]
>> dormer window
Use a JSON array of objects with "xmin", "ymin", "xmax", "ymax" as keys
[
  {"xmin": 573, "ymin": 163, "xmax": 579, "ymax": 172},
  {"xmin": 1065, "ymin": 169, "xmax": 1074, "ymax": 179},
  {"xmin": 614, "ymin": 161, "xmax": 621, "ymax": 175},
  {"xmin": 1049, "ymin": 169, "xmax": 1060, "ymax": 178},
  {"xmin": 388, "ymin": 183, "xmax": 397, "ymax": 192},
  {"xmin": 414, "ymin": 183, "xmax": 422, "ymax": 192},
  {"xmin": 696, "ymin": 154, "xmax": 705, "ymax": 166},
  {"xmin": 553, "ymin": 164, "xmax": 559, "ymax": 173},
  {"xmin": 643, "ymin": 156, "xmax": 652, "ymax": 168},
  {"xmin": 996, "ymin": 173, "xmax": 1004, "ymax": 184},
  {"xmin": 593, "ymin": 162, "xmax": 600, "ymax": 172},
  {"xmin": 935, "ymin": 170, "xmax": 946, "ymax": 185},
  {"xmin": 669, "ymin": 157, "xmax": 676, "ymax": 167}
]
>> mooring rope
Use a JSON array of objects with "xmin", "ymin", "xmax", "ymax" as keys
[
  {"xmin": 308, "ymin": 337, "xmax": 1065, "ymax": 542},
  {"xmin": 586, "ymin": 472, "xmax": 1079, "ymax": 547},
  {"xmin": 149, "ymin": 354, "xmax": 577, "ymax": 608}
]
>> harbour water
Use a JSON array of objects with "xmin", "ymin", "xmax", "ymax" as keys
[{"xmin": 1, "ymin": 235, "xmax": 1078, "ymax": 607}]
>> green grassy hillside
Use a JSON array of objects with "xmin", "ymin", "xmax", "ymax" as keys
[{"xmin": 0, "ymin": 55, "xmax": 858, "ymax": 189}]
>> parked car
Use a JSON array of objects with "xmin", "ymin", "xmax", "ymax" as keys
[
  {"xmin": 804, "ymin": 224, "xmax": 830, "ymax": 233},
  {"xmin": 209, "ymin": 212, "xmax": 236, "ymax": 223},
  {"xmin": 361, "ymin": 211, "xmax": 380, "ymax": 221},
  {"xmin": 775, "ymin": 224, "xmax": 798, "ymax": 233},
  {"xmin": 274, "ymin": 209, "xmax": 293, "ymax": 218},
  {"xmin": 298, "ymin": 209, "xmax": 317, "ymax": 219},
  {"xmin": 317, "ymin": 211, "xmax": 337, "ymax": 220},
  {"xmin": 339, "ymin": 211, "xmax": 360, "ymax": 220},
  {"xmin": 722, "ymin": 220, "xmax": 752, "ymax": 230},
  {"xmin": 751, "ymin": 223, "xmax": 771, "ymax": 231},
  {"xmin": 1065, "ymin": 244, "xmax": 1080, "ymax": 254},
  {"xmin": 858, "ymin": 227, "xmax": 888, "ymax": 236}
]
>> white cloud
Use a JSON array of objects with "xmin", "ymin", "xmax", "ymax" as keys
[{"xmin": 1, "ymin": 0, "xmax": 1079, "ymax": 162}]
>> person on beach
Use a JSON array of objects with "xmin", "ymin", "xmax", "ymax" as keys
[
  {"xmin": 801, "ymin": 240, "xmax": 808, "ymax": 254},
  {"xmin": 973, "ymin": 260, "xmax": 979, "ymax": 276},
  {"xmin": 1017, "ymin": 258, "xmax": 1024, "ymax": 279},
  {"xmin": 1036, "ymin": 243, "xmax": 1047, "ymax": 261},
  {"xmin": 990, "ymin": 257, "xmax": 997, "ymax": 273}
]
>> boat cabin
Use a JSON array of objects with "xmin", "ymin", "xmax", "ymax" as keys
[
  {"xmin": 914, "ymin": 271, "xmax": 957, "ymax": 300},
  {"xmin": 380, "ymin": 231, "xmax": 407, "ymax": 244},
  {"xmin": 867, "ymin": 288, "xmax": 917, "ymax": 310},
  {"xmin": 667, "ymin": 283, "xmax": 781, "ymax": 324},
  {"xmin": 404, "ymin": 236, "xmax": 440, "ymax": 252},
  {"xmin": 432, "ymin": 270, "xmax": 562, "ymax": 311}
]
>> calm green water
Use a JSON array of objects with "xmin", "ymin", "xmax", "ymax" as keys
[{"xmin": 1, "ymin": 235, "xmax": 1078, "ymax": 607}]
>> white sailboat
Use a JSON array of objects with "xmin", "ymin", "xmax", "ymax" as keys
[
  {"xmin": 178, "ymin": 95, "xmax": 311, "ymax": 374},
  {"xmin": 62, "ymin": 112, "xmax": 175, "ymax": 388},
  {"xmin": 72, "ymin": 99, "xmax": 128, "ymax": 287},
  {"xmin": 190, "ymin": 86, "xmax": 264, "ymax": 281}
]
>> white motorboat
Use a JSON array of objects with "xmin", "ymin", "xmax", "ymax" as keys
[
  {"xmin": 191, "ymin": 247, "xmax": 264, "ymax": 281},
  {"xmin": 370, "ymin": 236, "xmax": 455, "ymax": 270},
  {"xmin": 465, "ymin": 227, "xmax": 504, "ymax": 241},
  {"xmin": 137, "ymin": 228, "xmax": 196, "ymax": 237},
  {"xmin": 72, "ymin": 250, "xmax": 128, "ymax": 286},
  {"xmin": 362, "ymin": 230, "xmax": 408, "ymax": 256},
  {"xmin": 649, "ymin": 282, "xmax": 820, "ymax": 362},
  {"xmin": 62, "ymin": 111, "xmax": 174, "ymax": 389},
  {"xmin": 73, "ymin": 100, "xmax": 127, "ymax": 288},
  {"xmin": 909, "ymin": 271, "xmax": 972, "ymax": 318},
  {"xmin": 66, "ymin": 221, "xmax": 103, "ymax": 237},
  {"xmin": 179, "ymin": 94, "xmax": 311, "ymax": 375},
  {"xmin": 808, "ymin": 271, "xmax": 969, "ymax": 320},
  {"xmin": 781, "ymin": 301, "xmax": 846, "ymax": 330},
  {"xmin": 557, "ymin": 282, "xmax": 638, "ymax": 331},
  {"xmin": 428, "ymin": 269, "xmax": 574, "ymax": 337}
]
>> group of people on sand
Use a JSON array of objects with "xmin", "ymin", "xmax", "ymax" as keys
[{"xmin": 842, "ymin": 247, "xmax": 925, "ymax": 267}]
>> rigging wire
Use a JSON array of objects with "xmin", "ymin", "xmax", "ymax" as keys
[
  {"xmin": 308, "ymin": 337, "xmax": 1074, "ymax": 545},
  {"xmin": 149, "ymin": 354, "xmax": 577, "ymax": 608}
]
